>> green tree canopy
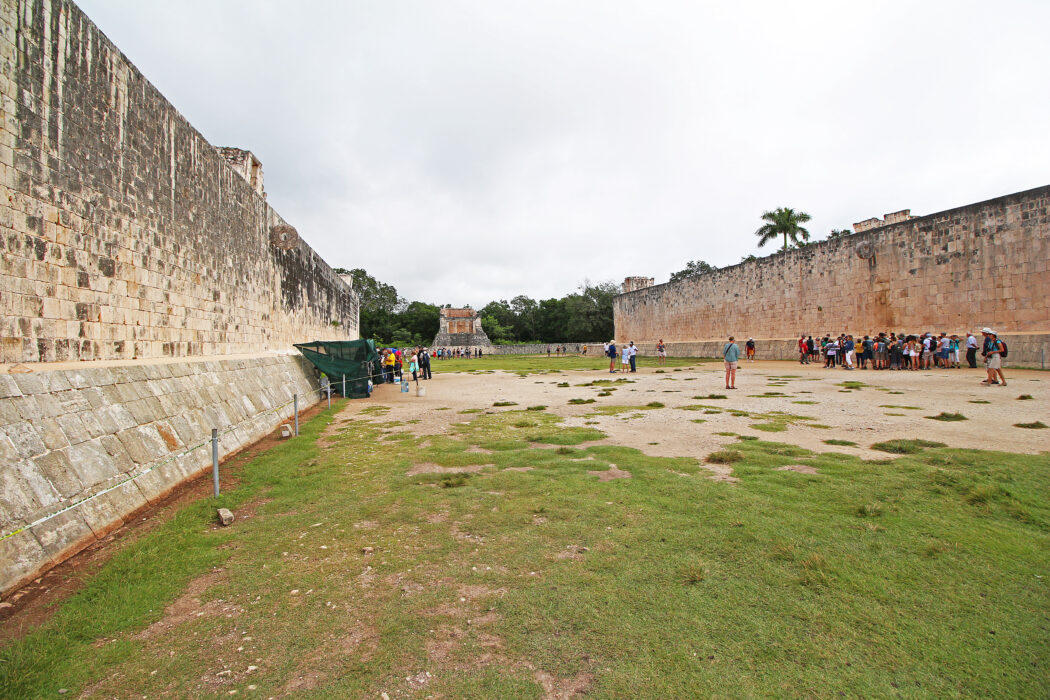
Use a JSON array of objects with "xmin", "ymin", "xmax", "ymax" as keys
[
  {"xmin": 669, "ymin": 260, "xmax": 718, "ymax": 283},
  {"xmin": 754, "ymin": 207, "xmax": 812, "ymax": 251}
]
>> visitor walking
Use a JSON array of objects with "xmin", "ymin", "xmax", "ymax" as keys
[
  {"xmin": 628, "ymin": 341, "xmax": 637, "ymax": 372},
  {"xmin": 620, "ymin": 344, "xmax": 631, "ymax": 373},
  {"xmin": 420, "ymin": 347, "xmax": 432, "ymax": 379},
  {"xmin": 657, "ymin": 339, "xmax": 667, "ymax": 366},
  {"xmin": 722, "ymin": 336, "xmax": 740, "ymax": 390},
  {"xmin": 965, "ymin": 332, "xmax": 978, "ymax": 368},
  {"xmin": 746, "ymin": 338, "xmax": 756, "ymax": 362},
  {"xmin": 607, "ymin": 340, "xmax": 617, "ymax": 373},
  {"xmin": 981, "ymin": 328, "xmax": 1007, "ymax": 387}
]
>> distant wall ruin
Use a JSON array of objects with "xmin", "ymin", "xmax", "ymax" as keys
[
  {"xmin": 433, "ymin": 308, "xmax": 492, "ymax": 348},
  {"xmin": 614, "ymin": 186, "xmax": 1050, "ymax": 366}
]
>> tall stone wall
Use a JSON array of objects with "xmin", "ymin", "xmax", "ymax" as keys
[
  {"xmin": 0, "ymin": 0, "xmax": 359, "ymax": 364},
  {"xmin": 0, "ymin": 355, "xmax": 322, "ymax": 595},
  {"xmin": 615, "ymin": 186, "xmax": 1050, "ymax": 366}
]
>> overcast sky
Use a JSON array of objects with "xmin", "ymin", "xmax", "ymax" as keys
[{"xmin": 79, "ymin": 0, "xmax": 1050, "ymax": 308}]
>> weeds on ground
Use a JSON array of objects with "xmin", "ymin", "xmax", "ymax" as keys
[
  {"xmin": 823, "ymin": 439, "xmax": 857, "ymax": 447},
  {"xmin": 871, "ymin": 439, "xmax": 947, "ymax": 454},
  {"xmin": 1014, "ymin": 421, "xmax": 1047, "ymax": 429},
  {"xmin": 4, "ymin": 403, "xmax": 1049, "ymax": 699},
  {"xmin": 927, "ymin": 412, "xmax": 967, "ymax": 422}
]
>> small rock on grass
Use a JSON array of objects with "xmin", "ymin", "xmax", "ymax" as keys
[{"xmin": 217, "ymin": 508, "xmax": 235, "ymax": 526}]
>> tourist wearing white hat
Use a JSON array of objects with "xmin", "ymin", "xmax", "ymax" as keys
[{"xmin": 980, "ymin": 328, "xmax": 1006, "ymax": 387}]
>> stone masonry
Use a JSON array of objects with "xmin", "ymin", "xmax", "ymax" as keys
[
  {"xmin": 614, "ymin": 186, "xmax": 1050, "ymax": 367},
  {"xmin": 0, "ymin": 0, "xmax": 359, "ymax": 595},
  {"xmin": 432, "ymin": 308, "xmax": 492, "ymax": 348},
  {"xmin": 0, "ymin": 0, "xmax": 359, "ymax": 364},
  {"xmin": 0, "ymin": 354, "xmax": 320, "ymax": 595}
]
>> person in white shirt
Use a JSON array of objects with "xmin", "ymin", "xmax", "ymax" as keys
[
  {"xmin": 628, "ymin": 341, "xmax": 638, "ymax": 372},
  {"xmin": 965, "ymin": 332, "xmax": 978, "ymax": 368}
]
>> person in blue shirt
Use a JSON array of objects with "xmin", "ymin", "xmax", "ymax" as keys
[
  {"xmin": 606, "ymin": 340, "xmax": 617, "ymax": 373},
  {"xmin": 842, "ymin": 335, "xmax": 856, "ymax": 370},
  {"xmin": 722, "ymin": 336, "xmax": 741, "ymax": 389}
]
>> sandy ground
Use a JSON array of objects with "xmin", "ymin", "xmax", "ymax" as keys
[{"xmin": 344, "ymin": 361, "xmax": 1050, "ymax": 464}]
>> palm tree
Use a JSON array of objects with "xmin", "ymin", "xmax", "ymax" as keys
[{"xmin": 754, "ymin": 207, "xmax": 812, "ymax": 251}]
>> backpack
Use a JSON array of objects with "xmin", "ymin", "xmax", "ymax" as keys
[{"xmin": 998, "ymin": 340, "xmax": 1008, "ymax": 358}]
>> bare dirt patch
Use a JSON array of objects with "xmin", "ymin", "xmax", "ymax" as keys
[
  {"xmin": 406, "ymin": 463, "xmax": 491, "ymax": 476},
  {"xmin": 535, "ymin": 669, "xmax": 595, "ymax": 699},
  {"xmin": 778, "ymin": 464, "xmax": 820, "ymax": 475},
  {"xmin": 587, "ymin": 464, "xmax": 632, "ymax": 481},
  {"xmin": 135, "ymin": 568, "xmax": 230, "ymax": 640},
  {"xmin": 699, "ymin": 464, "xmax": 740, "ymax": 483}
]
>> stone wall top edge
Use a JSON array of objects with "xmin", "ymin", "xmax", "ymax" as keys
[
  {"xmin": 0, "ymin": 351, "xmax": 306, "ymax": 376},
  {"xmin": 23, "ymin": 0, "xmax": 354, "ymax": 298},
  {"xmin": 614, "ymin": 183, "xmax": 1050, "ymax": 302}
]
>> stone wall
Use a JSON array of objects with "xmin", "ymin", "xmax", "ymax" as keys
[
  {"xmin": 0, "ymin": 0, "xmax": 359, "ymax": 363},
  {"xmin": 614, "ymin": 186, "xmax": 1050, "ymax": 367},
  {"xmin": 0, "ymin": 354, "xmax": 321, "ymax": 595}
]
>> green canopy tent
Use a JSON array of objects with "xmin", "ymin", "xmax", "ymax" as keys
[{"xmin": 294, "ymin": 339, "xmax": 380, "ymax": 399}]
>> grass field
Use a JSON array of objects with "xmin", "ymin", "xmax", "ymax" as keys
[
  {"xmin": 2, "ymin": 396, "xmax": 1048, "ymax": 698},
  {"xmin": 423, "ymin": 353, "xmax": 710, "ymax": 375}
]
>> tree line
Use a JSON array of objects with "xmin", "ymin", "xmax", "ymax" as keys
[
  {"xmin": 334, "ymin": 268, "xmax": 617, "ymax": 347},
  {"xmin": 337, "ymin": 207, "xmax": 845, "ymax": 345}
]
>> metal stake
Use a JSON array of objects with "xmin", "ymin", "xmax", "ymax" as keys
[
  {"xmin": 342, "ymin": 374, "xmax": 346, "ymax": 398},
  {"xmin": 327, "ymin": 383, "xmax": 331, "ymax": 409},
  {"xmin": 211, "ymin": 429, "xmax": 220, "ymax": 498},
  {"xmin": 293, "ymin": 393, "xmax": 299, "ymax": 436}
]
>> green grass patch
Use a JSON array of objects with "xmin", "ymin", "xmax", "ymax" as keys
[
  {"xmin": 969, "ymin": 399, "xmax": 991, "ymax": 404},
  {"xmin": 1017, "ymin": 394, "xmax": 1034, "ymax": 400},
  {"xmin": 526, "ymin": 405, "xmax": 546, "ymax": 411},
  {"xmin": 1014, "ymin": 421, "xmax": 1048, "ymax": 429},
  {"xmin": 823, "ymin": 439, "xmax": 857, "ymax": 447},
  {"xmin": 879, "ymin": 405, "xmax": 922, "ymax": 410},
  {"xmin": 567, "ymin": 398, "xmax": 596, "ymax": 405},
  {"xmin": 693, "ymin": 394, "xmax": 727, "ymax": 400},
  {"xmin": 706, "ymin": 449, "xmax": 744, "ymax": 464},
  {"xmin": 492, "ymin": 401, "xmax": 519, "ymax": 407},
  {"xmin": 837, "ymin": 380, "xmax": 868, "ymax": 390},
  {"xmin": 927, "ymin": 412, "xmax": 967, "ymax": 422},
  {"xmin": 871, "ymin": 439, "xmax": 947, "ymax": 454},
  {"xmin": 5, "ymin": 403, "xmax": 1049, "ymax": 699}
]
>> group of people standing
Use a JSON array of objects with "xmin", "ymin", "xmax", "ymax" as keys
[
  {"xmin": 379, "ymin": 346, "xmax": 432, "ymax": 383},
  {"xmin": 435, "ymin": 347, "xmax": 482, "ymax": 359},
  {"xmin": 603, "ymin": 340, "xmax": 638, "ymax": 373},
  {"xmin": 795, "ymin": 330, "xmax": 1005, "ymax": 381}
]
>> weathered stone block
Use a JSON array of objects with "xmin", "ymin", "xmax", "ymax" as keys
[
  {"xmin": 0, "ymin": 530, "xmax": 51, "ymax": 595},
  {"xmin": 66, "ymin": 441, "xmax": 120, "ymax": 489},
  {"xmin": 31, "ymin": 450, "xmax": 82, "ymax": 499}
]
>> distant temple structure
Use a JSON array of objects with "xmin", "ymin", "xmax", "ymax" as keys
[{"xmin": 433, "ymin": 308, "xmax": 493, "ymax": 348}]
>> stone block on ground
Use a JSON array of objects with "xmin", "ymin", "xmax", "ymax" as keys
[{"xmin": 217, "ymin": 508, "xmax": 234, "ymax": 526}]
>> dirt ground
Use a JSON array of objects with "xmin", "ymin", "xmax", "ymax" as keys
[
  {"xmin": 3, "ymin": 360, "xmax": 1046, "ymax": 643},
  {"xmin": 354, "ymin": 360, "xmax": 1050, "ymax": 463}
]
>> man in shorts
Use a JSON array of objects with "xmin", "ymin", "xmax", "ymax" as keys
[
  {"xmin": 657, "ymin": 339, "xmax": 667, "ymax": 366},
  {"xmin": 722, "ymin": 336, "xmax": 740, "ymax": 389}
]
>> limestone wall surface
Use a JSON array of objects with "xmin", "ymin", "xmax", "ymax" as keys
[
  {"xmin": 0, "ymin": 0, "xmax": 359, "ymax": 364},
  {"xmin": 614, "ymin": 186, "xmax": 1050, "ymax": 367},
  {"xmin": 0, "ymin": 354, "xmax": 321, "ymax": 595}
]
